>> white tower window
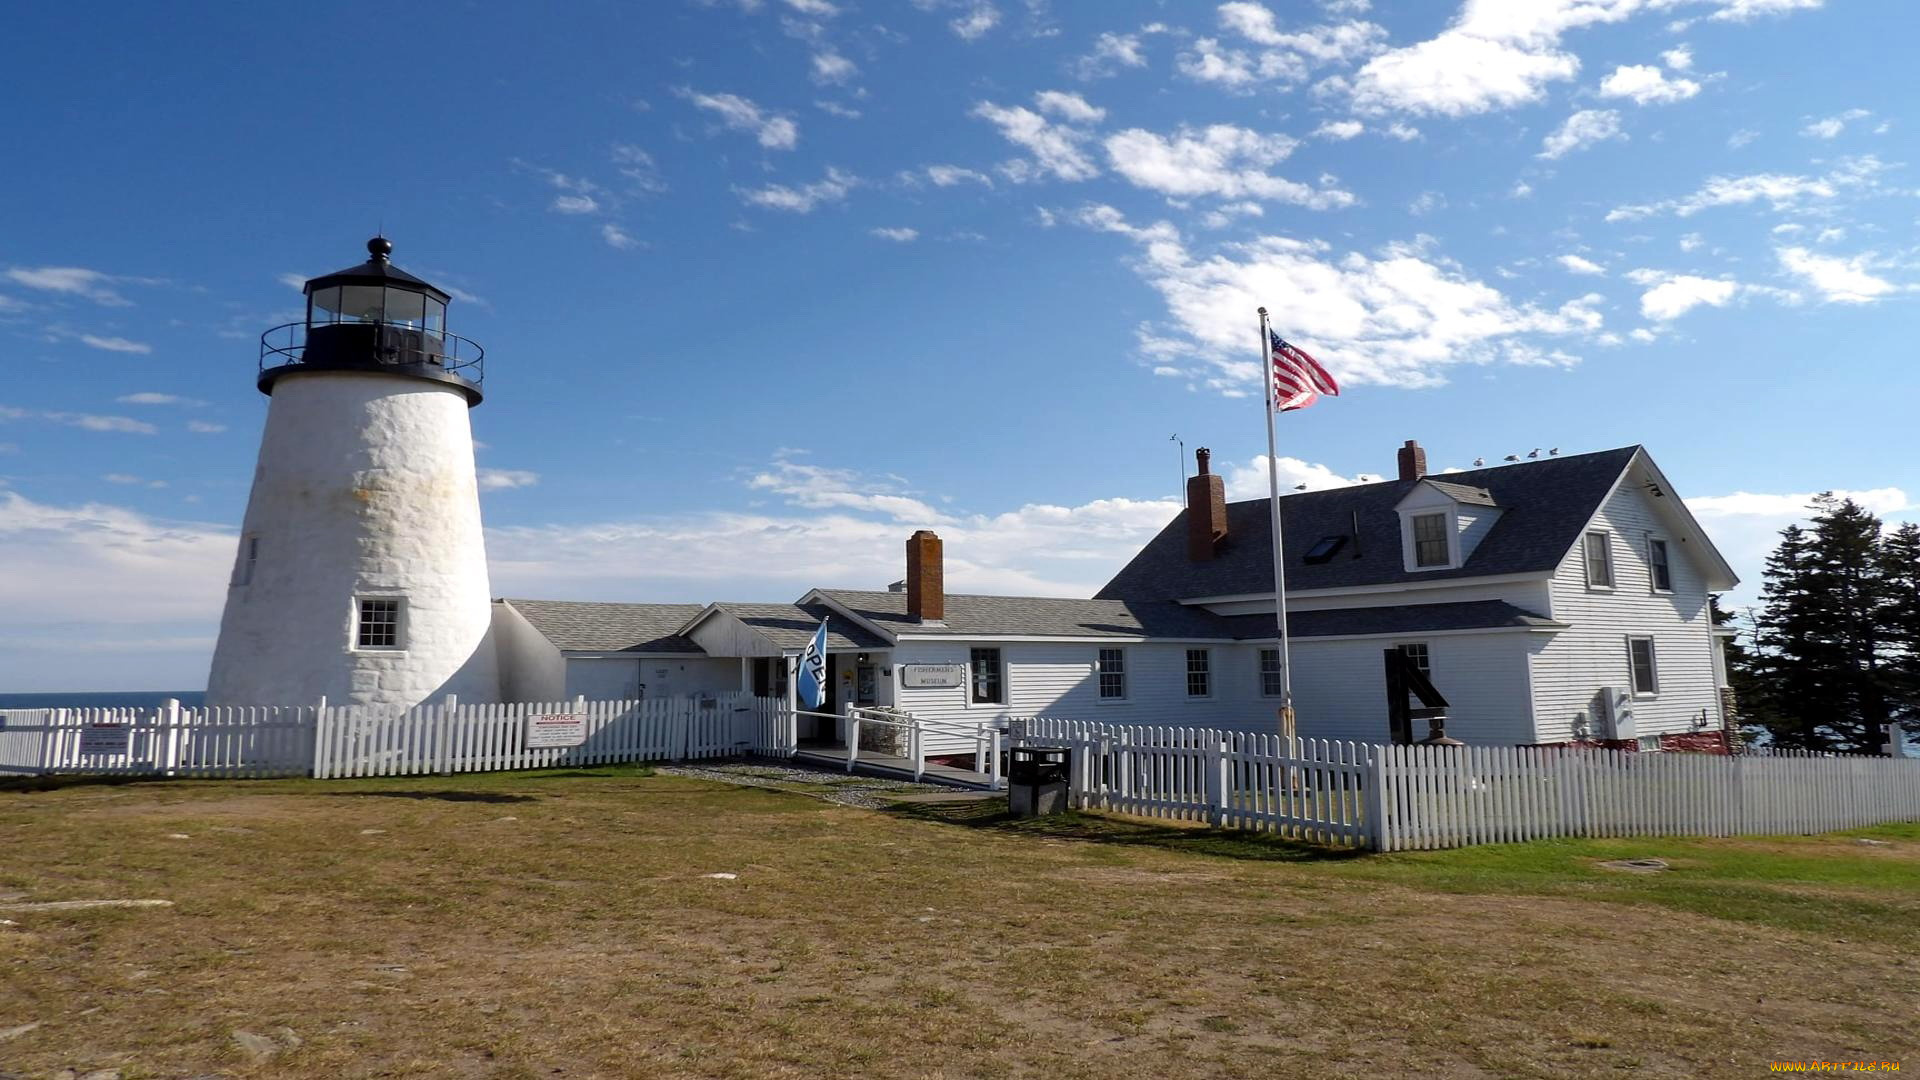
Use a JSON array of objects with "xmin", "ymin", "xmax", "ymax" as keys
[
  {"xmin": 355, "ymin": 598, "xmax": 406, "ymax": 650},
  {"xmin": 231, "ymin": 535, "xmax": 261, "ymax": 586}
]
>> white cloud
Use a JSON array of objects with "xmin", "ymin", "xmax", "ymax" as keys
[
  {"xmin": 601, "ymin": 224, "xmax": 641, "ymax": 250},
  {"xmin": 1606, "ymin": 155, "xmax": 1885, "ymax": 220},
  {"xmin": 1557, "ymin": 254, "xmax": 1606, "ymax": 276},
  {"xmin": 681, "ymin": 90, "xmax": 800, "ymax": 150},
  {"xmin": 736, "ymin": 167, "xmax": 859, "ymax": 212},
  {"xmin": 1408, "ymin": 191, "xmax": 1446, "ymax": 216},
  {"xmin": 0, "ymin": 491, "xmax": 232, "ymax": 625},
  {"xmin": 186, "ymin": 420, "xmax": 227, "ymax": 434},
  {"xmin": 972, "ymin": 99, "xmax": 1101, "ymax": 182},
  {"xmin": 1103, "ymin": 125, "xmax": 1355, "ymax": 209},
  {"xmin": 1690, "ymin": 483, "xmax": 1909, "ymax": 606},
  {"xmin": 1598, "ymin": 63, "xmax": 1700, "ymax": 105},
  {"xmin": 1177, "ymin": 37, "xmax": 1307, "ymax": 90},
  {"xmin": 477, "ymin": 469, "xmax": 540, "ymax": 491},
  {"xmin": 611, "ymin": 143, "xmax": 667, "ymax": 194},
  {"xmin": 811, "ymin": 48, "xmax": 857, "ymax": 85},
  {"xmin": 1, "ymin": 404, "xmax": 159, "ymax": 435},
  {"xmin": 277, "ymin": 272, "xmax": 308, "ymax": 291},
  {"xmin": 1707, "ymin": 0, "xmax": 1823, "ymax": 22},
  {"xmin": 1726, "ymin": 128, "xmax": 1759, "ymax": 149},
  {"xmin": 4, "ymin": 266, "xmax": 131, "ymax": 306},
  {"xmin": 950, "ymin": 2, "xmax": 999, "ymax": 40},
  {"xmin": 116, "ymin": 392, "xmax": 203, "ymax": 406},
  {"xmin": 1073, "ymin": 205, "xmax": 1605, "ymax": 395},
  {"xmin": 1661, "ymin": 44, "xmax": 1694, "ymax": 69},
  {"xmin": 550, "ymin": 194, "xmax": 600, "ymax": 215},
  {"xmin": 783, "ymin": 0, "xmax": 839, "ymax": 14},
  {"xmin": 1218, "ymin": 4, "xmax": 1387, "ymax": 62},
  {"xmin": 1679, "ymin": 232, "xmax": 1704, "ymax": 252},
  {"xmin": 1314, "ymin": 119, "xmax": 1365, "ymax": 140},
  {"xmin": 814, "ymin": 100, "xmax": 862, "ymax": 119},
  {"xmin": 869, "ymin": 226, "xmax": 920, "ymax": 242},
  {"xmin": 77, "ymin": 334, "xmax": 152, "ymax": 354},
  {"xmin": 1076, "ymin": 28, "xmax": 1156, "ymax": 79},
  {"xmin": 1775, "ymin": 246, "xmax": 1901, "ymax": 303},
  {"xmin": 1801, "ymin": 108, "xmax": 1870, "ymax": 139},
  {"xmin": 1538, "ymin": 109, "xmax": 1625, "ymax": 159},
  {"xmin": 1632, "ymin": 272, "xmax": 1740, "ymax": 320},
  {"xmin": 1223, "ymin": 455, "xmax": 1361, "ymax": 500},
  {"xmin": 922, "ymin": 164, "xmax": 994, "ymax": 188},
  {"xmin": 1382, "ymin": 121, "xmax": 1421, "ymax": 141},
  {"xmin": 1033, "ymin": 90, "xmax": 1105, "ymax": 124}
]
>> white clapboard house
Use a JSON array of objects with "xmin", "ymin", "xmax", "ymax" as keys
[{"xmin": 491, "ymin": 442, "xmax": 1739, "ymax": 753}]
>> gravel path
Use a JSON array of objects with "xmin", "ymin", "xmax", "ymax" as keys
[{"xmin": 658, "ymin": 760, "xmax": 967, "ymax": 809}]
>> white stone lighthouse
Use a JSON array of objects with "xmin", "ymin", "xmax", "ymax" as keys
[{"xmin": 206, "ymin": 238, "xmax": 500, "ymax": 708}]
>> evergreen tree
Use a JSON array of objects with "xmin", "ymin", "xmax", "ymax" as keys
[
  {"xmin": 1877, "ymin": 521, "xmax": 1920, "ymax": 740},
  {"xmin": 1750, "ymin": 496, "xmax": 1894, "ymax": 752},
  {"xmin": 1711, "ymin": 594, "xmax": 1768, "ymax": 744}
]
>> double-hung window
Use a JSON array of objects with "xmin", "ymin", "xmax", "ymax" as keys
[
  {"xmin": 970, "ymin": 648, "xmax": 1004, "ymax": 705},
  {"xmin": 355, "ymin": 597, "xmax": 403, "ymax": 649},
  {"xmin": 1411, "ymin": 512, "xmax": 1450, "ymax": 568},
  {"xmin": 1185, "ymin": 649, "xmax": 1211, "ymax": 698},
  {"xmin": 1258, "ymin": 648, "xmax": 1284, "ymax": 698},
  {"xmin": 1585, "ymin": 531, "xmax": 1614, "ymax": 588},
  {"xmin": 1097, "ymin": 648, "xmax": 1127, "ymax": 700},
  {"xmin": 1647, "ymin": 538, "xmax": 1673, "ymax": 592},
  {"xmin": 1398, "ymin": 642, "xmax": 1431, "ymax": 677},
  {"xmin": 1628, "ymin": 636, "xmax": 1658, "ymax": 695}
]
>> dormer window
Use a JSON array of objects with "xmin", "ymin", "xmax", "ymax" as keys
[{"xmin": 1411, "ymin": 513, "xmax": 1450, "ymax": 567}]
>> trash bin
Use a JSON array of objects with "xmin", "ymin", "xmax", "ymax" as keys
[{"xmin": 1008, "ymin": 745, "xmax": 1070, "ymax": 817}]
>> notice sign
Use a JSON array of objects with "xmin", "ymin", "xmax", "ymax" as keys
[
  {"xmin": 901, "ymin": 663, "xmax": 965, "ymax": 689},
  {"xmin": 525, "ymin": 712, "xmax": 587, "ymax": 750},
  {"xmin": 79, "ymin": 722, "xmax": 132, "ymax": 756}
]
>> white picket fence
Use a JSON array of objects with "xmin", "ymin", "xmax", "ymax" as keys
[
  {"xmin": 1017, "ymin": 717, "xmax": 1920, "ymax": 851},
  {"xmin": 0, "ymin": 704, "xmax": 316, "ymax": 778},
  {"xmin": 0, "ymin": 695, "xmax": 788, "ymax": 780}
]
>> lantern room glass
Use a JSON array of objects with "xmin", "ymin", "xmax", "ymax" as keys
[{"xmin": 307, "ymin": 284, "xmax": 440, "ymax": 329}]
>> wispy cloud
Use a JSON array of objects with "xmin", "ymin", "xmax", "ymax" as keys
[
  {"xmin": 0, "ymin": 404, "xmax": 159, "ymax": 435},
  {"xmin": 869, "ymin": 227, "xmax": 919, "ymax": 242},
  {"xmin": 680, "ymin": 89, "xmax": 800, "ymax": 150},
  {"xmin": 116, "ymin": 392, "xmax": 205, "ymax": 406},
  {"xmin": 1538, "ymin": 109, "xmax": 1624, "ymax": 159},
  {"xmin": 736, "ymin": 167, "xmax": 859, "ymax": 213},
  {"xmin": 478, "ymin": 468, "xmax": 540, "ymax": 491}
]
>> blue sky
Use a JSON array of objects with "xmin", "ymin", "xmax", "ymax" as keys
[{"xmin": 1, "ymin": 0, "xmax": 1914, "ymax": 690}]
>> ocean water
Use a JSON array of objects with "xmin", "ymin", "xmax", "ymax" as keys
[{"xmin": 0, "ymin": 691, "xmax": 206, "ymax": 711}]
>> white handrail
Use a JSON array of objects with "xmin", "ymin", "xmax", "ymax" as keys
[{"xmin": 840, "ymin": 707, "xmax": 1006, "ymax": 788}]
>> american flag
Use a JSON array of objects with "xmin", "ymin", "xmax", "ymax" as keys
[{"xmin": 1269, "ymin": 330, "xmax": 1340, "ymax": 412}]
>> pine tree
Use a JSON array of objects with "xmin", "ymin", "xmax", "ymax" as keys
[
  {"xmin": 1751, "ymin": 496, "xmax": 1895, "ymax": 752},
  {"xmin": 1711, "ymin": 594, "xmax": 1767, "ymax": 744},
  {"xmin": 1877, "ymin": 521, "xmax": 1920, "ymax": 740}
]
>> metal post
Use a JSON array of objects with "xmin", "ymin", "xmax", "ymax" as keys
[{"xmin": 1257, "ymin": 307, "xmax": 1296, "ymax": 745}]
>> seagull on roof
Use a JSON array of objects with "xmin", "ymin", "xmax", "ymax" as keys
[
  {"xmin": 1550, "ymin": 447, "xmax": 1560, "ymax": 456},
  {"xmin": 1473, "ymin": 457, "xmax": 1485, "ymax": 467},
  {"xmin": 1293, "ymin": 483, "xmax": 1308, "ymax": 491},
  {"xmin": 1504, "ymin": 454, "xmax": 1521, "ymax": 462},
  {"xmin": 1528, "ymin": 448, "xmax": 1540, "ymax": 458}
]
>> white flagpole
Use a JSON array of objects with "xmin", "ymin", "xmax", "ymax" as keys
[{"xmin": 1257, "ymin": 307, "xmax": 1297, "ymax": 746}]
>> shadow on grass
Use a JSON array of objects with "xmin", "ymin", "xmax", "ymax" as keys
[
  {"xmin": 889, "ymin": 797, "xmax": 1368, "ymax": 864},
  {"xmin": 0, "ymin": 774, "xmax": 192, "ymax": 795},
  {"xmin": 321, "ymin": 790, "xmax": 538, "ymax": 804}
]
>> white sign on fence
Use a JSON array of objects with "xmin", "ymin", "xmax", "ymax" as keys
[
  {"xmin": 78, "ymin": 723, "xmax": 131, "ymax": 756},
  {"xmin": 900, "ymin": 664, "xmax": 965, "ymax": 689},
  {"xmin": 524, "ymin": 712, "xmax": 588, "ymax": 749}
]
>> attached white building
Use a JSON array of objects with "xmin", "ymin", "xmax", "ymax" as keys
[{"xmin": 493, "ymin": 443, "xmax": 1740, "ymax": 753}]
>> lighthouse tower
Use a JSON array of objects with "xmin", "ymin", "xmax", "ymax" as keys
[{"xmin": 206, "ymin": 238, "xmax": 500, "ymax": 708}]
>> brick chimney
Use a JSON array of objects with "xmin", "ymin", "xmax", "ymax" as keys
[
  {"xmin": 1396, "ymin": 439, "xmax": 1428, "ymax": 482},
  {"xmin": 1186, "ymin": 447, "xmax": 1228, "ymax": 562},
  {"xmin": 906, "ymin": 530, "xmax": 943, "ymax": 622}
]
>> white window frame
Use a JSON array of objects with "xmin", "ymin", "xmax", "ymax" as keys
[
  {"xmin": 1184, "ymin": 648, "xmax": 1212, "ymax": 700},
  {"xmin": 1646, "ymin": 536, "xmax": 1674, "ymax": 594},
  {"xmin": 231, "ymin": 535, "xmax": 260, "ymax": 587},
  {"xmin": 1096, "ymin": 647, "xmax": 1128, "ymax": 702},
  {"xmin": 353, "ymin": 596, "xmax": 407, "ymax": 651},
  {"xmin": 1626, "ymin": 635, "xmax": 1659, "ymax": 697},
  {"xmin": 1395, "ymin": 642, "xmax": 1432, "ymax": 677},
  {"xmin": 1584, "ymin": 530, "xmax": 1615, "ymax": 591},
  {"xmin": 968, "ymin": 647, "xmax": 1006, "ymax": 707},
  {"xmin": 1257, "ymin": 648, "xmax": 1285, "ymax": 699},
  {"xmin": 1404, "ymin": 509, "xmax": 1457, "ymax": 571}
]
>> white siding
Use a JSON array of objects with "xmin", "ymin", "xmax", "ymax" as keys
[
  {"xmin": 890, "ymin": 640, "xmax": 1264, "ymax": 752},
  {"xmin": 1289, "ymin": 633, "xmax": 1539, "ymax": 745},
  {"xmin": 492, "ymin": 602, "xmax": 566, "ymax": 702},
  {"xmin": 564, "ymin": 655, "xmax": 741, "ymax": 701},
  {"xmin": 1456, "ymin": 507, "xmax": 1503, "ymax": 563},
  {"xmin": 685, "ymin": 611, "xmax": 783, "ymax": 658},
  {"xmin": 1532, "ymin": 478, "xmax": 1721, "ymax": 743}
]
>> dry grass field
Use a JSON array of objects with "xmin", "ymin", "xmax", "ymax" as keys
[{"xmin": 2, "ymin": 764, "xmax": 1917, "ymax": 1079}]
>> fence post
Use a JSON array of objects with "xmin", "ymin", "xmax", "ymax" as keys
[
  {"xmin": 439, "ymin": 694, "xmax": 458, "ymax": 775},
  {"xmin": 846, "ymin": 715, "xmax": 859, "ymax": 773},
  {"xmin": 1364, "ymin": 745, "xmax": 1390, "ymax": 851},
  {"xmin": 911, "ymin": 720, "xmax": 925, "ymax": 782},
  {"xmin": 1206, "ymin": 738, "xmax": 1228, "ymax": 828},
  {"xmin": 162, "ymin": 697, "xmax": 182, "ymax": 776},
  {"xmin": 311, "ymin": 697, "xmax": 328, "ymax": 778}
]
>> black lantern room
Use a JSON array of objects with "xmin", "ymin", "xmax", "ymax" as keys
[{"xmin": 259, "ymin": 237, "xmax": 485, "ymax": 405}]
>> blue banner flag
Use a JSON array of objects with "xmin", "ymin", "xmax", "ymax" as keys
[{"xmin": 796, "ymin": 617, "xmax": 829, "ymax": 709}]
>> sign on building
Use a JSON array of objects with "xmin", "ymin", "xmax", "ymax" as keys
[
  {"xmin": 900, "ymin": 663, "xmax": 966, "ymax": 689},
  {"xmin": 525, "ymin": 712, "xmax": 587, "ymax": 750},
  {"xmin": 79, "ymin": 722, "xmax": 132, "ymax": 757}
]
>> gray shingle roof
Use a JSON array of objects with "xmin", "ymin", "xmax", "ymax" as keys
[
  {"xmin": 1423, "ymin": 480, "xmax": 1498, "ymax": 506},
  {"xmin": 1097, "ymin": 447, "xmax": 1639, "ymax": 601},
  {"xmin": 501, "ymin": 599, "xmax": 707, "ymax": 653},
  {"xmin": 1222, "ymin": 601, "xmax": 1564, "ymax": 640},
  {"xmin": 713, "ymin": 602, "xmax": 892, "ymax": 651},
  {"xmin": 816, "ymin": 590, "xmax": 1241, "ymax": 640}
]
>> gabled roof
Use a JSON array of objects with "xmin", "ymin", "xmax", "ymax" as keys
[
  {"xmin": 501, "ymin": 599, "xmax": 707, "ymax": 653},
  {"xmin": 1222, "ymin": 601, "xmax": 1565, "ymax": 640},
  {"xmin": 812, "ymin": 589, "xmax": 1241, "ymax": 640},
  {"xmin": 682, "ymin": 602, "xmax": 892, "ymax": 651},
  {"xmin": 1097, "ymin": 447, "xmax": 1643, "ymax": 601}
]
